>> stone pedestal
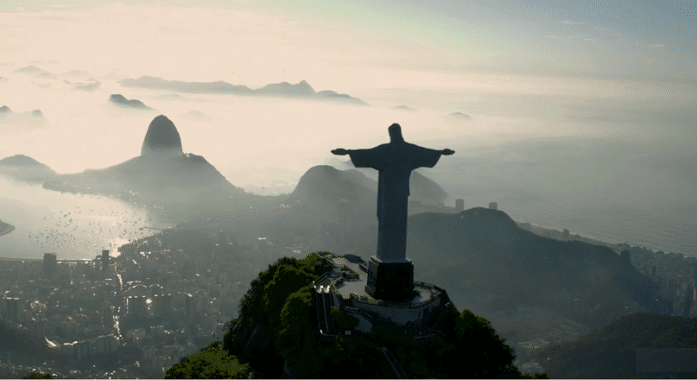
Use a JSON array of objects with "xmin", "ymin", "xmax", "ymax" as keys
[{"xmin": 365, "ymin": 256, "xmax": 415, "ymax": 300}]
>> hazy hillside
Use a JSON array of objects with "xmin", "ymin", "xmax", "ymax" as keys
[
  {"xmin": 345, "ymin": 207, "xmax": 670, "ymax": 330},
  {"xmin": 0, "ymin": 154, "xmax": 57, "ymax": 184},
  {"xmin": 535, "ymin": 312, "xmax": 697, "ymax": 378},
  {"xmin": 41, "ymin": 154, "xmax": 248, "ymax": 219}
]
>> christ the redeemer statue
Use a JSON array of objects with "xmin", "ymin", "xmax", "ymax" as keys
[{"xmin": 332, "ymin": 123, "xmax": 454, "ymax": 300}]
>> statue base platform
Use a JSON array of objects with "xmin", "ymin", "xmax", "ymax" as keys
[{"xmin": 365, "ymin": 256, "xmax": 415, "ymax": 301}]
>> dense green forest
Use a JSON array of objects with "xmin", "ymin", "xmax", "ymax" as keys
[{"xmin": 165, "ymin": 252, "xmax": 548, "ymax": 378}]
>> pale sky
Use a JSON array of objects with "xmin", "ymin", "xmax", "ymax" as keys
[
  {"xmin": 1, "ymin": 0, "xmax": 696, "ymax": 89},
  {"xmin": 1, "ymin": 0, "xmax": 696, "ymax": 187}
]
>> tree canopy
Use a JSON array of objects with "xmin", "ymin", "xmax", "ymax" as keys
[{"xmin": 166, "ymin": 252, "xmax": 548, "ymax": 378}]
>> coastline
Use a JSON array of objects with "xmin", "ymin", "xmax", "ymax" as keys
[
  {"xmin": 514, "ymin": 220, "xmax": 624, "ymax": 254},
  {"xmin": 0, "ymin": 215, "xmax": 664, "ymax": 262},
  {"xmin": 0, "ymin": 256, "xmax": 41, "ymax": 262}
]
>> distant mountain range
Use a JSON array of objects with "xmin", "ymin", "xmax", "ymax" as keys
[
  {"xmin": 7, "ymin": 66, "xmax": 368, "ymax": 105},
  {"xmin": 120, "ymin": 76, "xmax": 369, "ymax": 105}
]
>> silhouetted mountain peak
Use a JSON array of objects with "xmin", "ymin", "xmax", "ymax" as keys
[
  {"xmin": 109, "ymin": 94, "xmax": 153, "ymax": 110},
  {"xmin": 298, "ymin": 79, "xmax": 313, "ymax": 91},
  {"xmin": 0, "ymin": 154, "xmax": 43, "ymax": 166},
  {"xmin": 256, "ymin": 80, "xmax": 316, "ymax": 96},
  {"xmin": 141, "ymin": 115, "xmax": 184, "ymax": 157},
  {"xmin": 457, "ymin": 207, "xmax": 519, "ymax": 232},
  {"xmin": 0, "ymin": 105, "xmax": 11, "ymax": 113},
  {"xmin": 291, "ymin": 165, "xmax": 375, "ymax": 203}
]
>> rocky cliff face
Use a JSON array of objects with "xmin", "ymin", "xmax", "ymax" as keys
[
  {"xmin": 140, "ymin": 115, "xmax": 184, "ymax": 157},
  {"xmin": 623, "ymin": 246, "xmax": 697, "ymax": 317}
]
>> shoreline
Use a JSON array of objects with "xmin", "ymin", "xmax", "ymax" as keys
[
  {"xmin": 514, "ymin": 220, "xmax": 625, "ymax": 254},
  {"xmin": 0, "ymin": 256, "xmax": 41, "ymax": 262},
  {"xmin": 0, "ymin": 216, "xmax": 672, "ymax": 262}
]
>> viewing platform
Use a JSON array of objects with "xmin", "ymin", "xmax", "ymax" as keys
[{"xmin": 312, "ymin": 253, "xmax": 451, "ymax": 344}]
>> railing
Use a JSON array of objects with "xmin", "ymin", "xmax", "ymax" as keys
[
  {"xmin": 323, "ymin": 292, "xmax": 335, "ymax": 334},
  {"xmin": 379, "ymin": 346, "xmax": 407, "ymax": 378},
  {"xmin": 314, "ymin": 291, "xmax": 325, "ymax": 336},
  {"xmin": 352, "ymin": 289, "xmax": 443, "ymax": 310},
  {"xmin": 315, "ymin": 286, "xmax": 339, "ymax": 340},
  {"xmin": 312, "ymin": 272, "xmax": 332, "ymax": 287}
]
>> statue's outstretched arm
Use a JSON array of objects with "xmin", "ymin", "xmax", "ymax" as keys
[
  {"xmin": 332, "ymin": 148, "xmax": 349, "ymax": 155},
  {"xmin": 441, "ymin": 149, "xmax": 455, "ymax": 155}
]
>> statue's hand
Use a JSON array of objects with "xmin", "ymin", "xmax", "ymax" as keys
[
  {"xmin": 331, "ymin": 148, "xmax": 349, "ymax": 155},
  {"xmin": 441, "ymin": 149, "xmax": 455, "ymax": 155}
]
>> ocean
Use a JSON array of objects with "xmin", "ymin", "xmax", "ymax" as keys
[{"xmin": 0, "ymin": 177, "xmax": 172, "ymax": 261}]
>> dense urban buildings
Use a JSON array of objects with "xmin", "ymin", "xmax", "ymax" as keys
[{"xmin": 0, "ymin": 228, "xmax": 302, "ymax": 378}]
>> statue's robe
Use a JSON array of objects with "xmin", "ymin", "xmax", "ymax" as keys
[{"xmin": 348, "ymin": 142, "xmax": 442, "ymax": 263}]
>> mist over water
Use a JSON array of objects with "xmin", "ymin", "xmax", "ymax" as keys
[{"xmin": 1, "ymin": 63, "xmax": 696, "ymax": 259}]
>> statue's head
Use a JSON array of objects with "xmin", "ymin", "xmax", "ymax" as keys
[{"xmin": 388, "ymin": 123, "xmax": 405, "ymax": 143}]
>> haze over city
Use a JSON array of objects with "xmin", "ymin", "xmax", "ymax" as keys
[
  {"xmin": 3, "ymin": 1, "xmax": 697, "ymax": 378},
  {"xmin": 1, "ymin": 0, "xmax": 696, "ymax": 257}
]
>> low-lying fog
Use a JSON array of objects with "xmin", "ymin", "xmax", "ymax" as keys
[{"xmin": 1, "ymin": 66, "xmax": 696, "ymax": 259}]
